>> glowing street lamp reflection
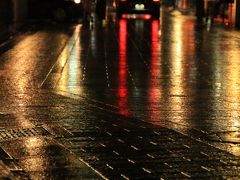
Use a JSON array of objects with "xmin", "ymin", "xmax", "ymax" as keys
[
  {"xmin": 223, "ymin": 48, "xmax": 240, "ymax": 145},
  {"xmin": 21, "ymin": 137, "xmax": 45, "ymax": 172},
  {"xmin": 168, "ymin": 18, "xmax": 187, "ymax": 125},
  {"xmin": 56, "ymin": 25, "xmax": 84, "ymax": 95}
]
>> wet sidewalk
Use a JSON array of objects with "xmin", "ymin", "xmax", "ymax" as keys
[
  {"xmin": 57, "ymin": 104, "xmax": 240, "ymax": 179},
  {"xmin": 0, "ymin": 89, "xmax": 239, "ymax": 179},
  {"xmin": 41, "ymin": 12, "xmax": 240, "ymax": 178},
  {"xmin": 0, "ymin": 6, "xmax": 240, "ymax": 179}
]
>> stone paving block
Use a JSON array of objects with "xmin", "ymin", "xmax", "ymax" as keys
[{"xmin": 60, "ymin": 112, "xmax": 240, "ymax": 179}]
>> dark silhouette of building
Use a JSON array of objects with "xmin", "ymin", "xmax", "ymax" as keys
[
  {"xmin": 96, "ymin": 0, "xmax": 106, "ymax": 20},
  {"xmin": 0, "ymin": 0, "xmax": 29, "ymax": 42},
  {"xmin": 0, "ymin": 0, "xmax": 13, "ymax": 42},
  {"xmin": 196, "ymin": 0, "xmax": 205, "ymax": 23},
  {"xmin": 236, "ymin": 0, "xmax": 240, "ymax": 27}
]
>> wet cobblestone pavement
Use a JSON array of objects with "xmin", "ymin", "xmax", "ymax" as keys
[
  {"xmin": 58, "ymin": 107, "xmax": 240, "ymax": 179},
  {"xmin": 0, "ymin": 6, "xmax": 240, "ymax": 179},
  {"xmin": 1, "ymin": 90, "xmax": 238, "ymax": 179}
]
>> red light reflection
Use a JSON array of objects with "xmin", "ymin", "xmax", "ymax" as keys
[
  {"xmin": 122, "ymin": 14, "xmax": 128, "ymax": 19},
  {"xmin": 148, "ymin": 20, "xmax": 162, "ymax": 123},
  {"xmin": 118, "ymin": 19, "xmax": 130, "ymax": 115}
]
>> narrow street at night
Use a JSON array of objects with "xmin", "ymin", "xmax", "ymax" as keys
[{"xmin": 0, "ymin": 4, "xmax": 240, "ymax": 179}]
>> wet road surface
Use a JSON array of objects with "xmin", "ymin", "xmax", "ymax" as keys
[
  {"xmin": 46, "ymin": 10, "xmax": 240, "ymax": 155},
  {"xmin": 0, "ymin": 7, "xmax": 240, "ymax": 179}
]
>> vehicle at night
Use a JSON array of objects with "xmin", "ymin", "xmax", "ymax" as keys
[
  {"xmin": 28, "ymin": 0, "xmax": 83, "ymax": 22},
  {"xmin": 115, "ymin": 0, "xmax": 161, "ymax": 19}
]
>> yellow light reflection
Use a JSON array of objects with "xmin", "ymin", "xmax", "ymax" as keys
[
  {"xmin": 56, "ymin": 26, "xmax": 84, "ymax": 95},
  {"xmin": 224, "ymin": 51, "xmax": 240, "ymax": 130},
  {"xmin": 57, "ymin": 39, "xmax": 84, "ymax": 94},
  {"xmin": 58, "ymin": 47, "xmax": 69, "ymax": 68},
  {"xmin": 25, "ymin": 137, "xmax": 44, "ymax": 151},
  {"xmin": 6, "ymin": 33, "xmax": 51, "ymax": 128},
  {"xmin": 167, "ymin": 17, "xmax": 195, "ymax": 127},
  {"xmin": 228, "ymin": 145, "xmax": 240, "ymax": 157},
  {"xmin": 210, "ymin": 31, "xmax": 240, "ymax": 133},
  {"xmin": 169, "ymin": 20, "xmax": 185, "ymax": 123},
  {"xmin": 210, "ymin": 32, "xmax": 240, "ymax": 156},
  {"xmin": 22, "ymin": 137, "xmax": 45, "ymax": 171}
]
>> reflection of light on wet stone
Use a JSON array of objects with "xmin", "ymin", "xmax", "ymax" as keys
[{"xmin": 221, "ymin": 131, "xmax": 240, "ymax": 143}]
